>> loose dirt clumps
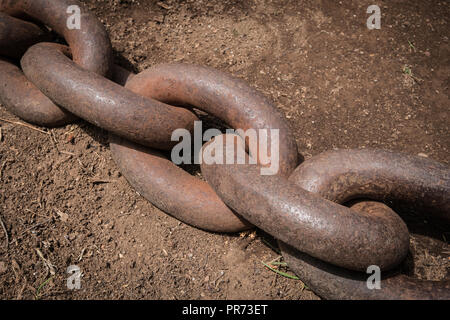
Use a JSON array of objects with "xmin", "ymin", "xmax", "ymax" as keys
[{"xmin": 0, "ymin": 0, "xmax": 448, "ymax": 299}]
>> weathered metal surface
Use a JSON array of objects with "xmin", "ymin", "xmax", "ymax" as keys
[
  {"xmin": 279, "ymin": 148, "xmax": 450, "ymax": 299},
  {"xmin": 109, "ymin": 63, "xmax": 299, "ymax": 232},
  {"xmin": 110, "ymin": 135, "xmax": 251, "ymax": 232},
  {"xmin": 0, "ymin": 10, "xmax": 132, "ymax": 126},
  {"xmin": 123, "ymin": 63, "xmax": 299, "ymax": 177},
  {"xmin": 279, "ymin": 203, "xmax": 450, "ymax": 300},
  {"xmin": 0, "ymin": 58, "xmax": 76, "ymax": 126},
  {"xmin": 111, "ymin": 64, "xmax": 135, "ymax": 87},
  {"xmin": 280, "ymin": 240, "xmax": 450, "ymax": 300},
  {"xmin": 289, "ymin": 149, "xmax": 450, "ymax": 222},
  {"xmin": 0, "ymin": 13, "xmax": 74, "ymax": 126},
  {"xmin": 200, "ymin": 135, "xmax": 411, "ymax": 271},
  {"xmin": 0, "ymin": 0, "xmax": 113, "ymax": 77},
  {"xmin": 0, "ymin": 0, "xmax": 114, "ymax": 126},
  {"xmin": 21, "ymin": 43, "xmax": 198, "ymax": 150},
  {"xmin": 0, "ymin": 12, "xmax": 48, "ymax": 59}
]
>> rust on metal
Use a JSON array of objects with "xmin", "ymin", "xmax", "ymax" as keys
[
  {"xmin": 0, "ymin": 0, "xmax": 114, "ymax": 126},
  {"xmin": 0, "ymin": 12, "xmax": 48, "ymax": 59},
  {"xmin": 110, "ymin": 135, "xmax": 251, "ymax": 233},
  {"xmin": 0, "ymin": 13, "xmax": 74, "ymax": 126},
  {"xmin": 200, "ymin": 135, "xmax": 411, "ymax": 271},
  {"xmin": 0, "ymin": 10, "xmax": 133, "ymax": 126},
  {"xmin": 21, "ymin": 43, "xmax": 198, "ymax": 150},
  {"xmin": 123, "ymin": 63, "xmax": 299, "ymax": 177},
  {"xmin": 280, "ymin": 238, "xmax": 450, "ymax": 300},
  {"xmin": 0, "ymin": 58, "xmax": 76, "ymax": 126},
  {"xmin": 279, "ymin": 149, "xmax": 450, "ymax": 299},
  {"xmin": 279, "ymin": 203, "xmax": 450, "ymax": 300},
  {"xmin": 111, "ymin": 64, "xmax": 135, "ymax": 87},
  {"xmin": 289, "ymin": 149, "xmax": 450, "ymax": 222},
  {"xmin": 0, "ymin": 0, "xmax": 113, "ymax": 77},
  {"xmin": 110, "ymin": 63, "xmax": 298, "ymax": 232}
]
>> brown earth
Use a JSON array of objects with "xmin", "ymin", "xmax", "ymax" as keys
[{"xmin": 0, "ymin": 0, "xmax": 449, "ymax": 300}]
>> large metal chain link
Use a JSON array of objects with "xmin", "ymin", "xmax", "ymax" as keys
[
  {"xmin": 0, "ymin": 0, "xmax": 448, "ymax": 300},
  {"xmin": 201, "ymin": 142, "xmax": 449, "ymax": 299}
]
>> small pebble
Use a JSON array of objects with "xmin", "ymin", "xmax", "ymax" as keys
[
  {"xmin": 0, "ymin": 261, "xmax": 7, "ymax": 274},
  {"xmin": 418, "ymin": 153, "xmax": 428, "ymax": 158}
]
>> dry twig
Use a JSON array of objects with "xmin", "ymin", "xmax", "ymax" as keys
[
  {"xmin": 0, "ymin": 117, "xmax": 49, "ymax": 135},
  {"xmin": 35, "ymin": 248, "xmax": 56, "ymax": 276},
  {"xmin": 0, "ymin": 213, "xmax": 9, "ymax": 249}
]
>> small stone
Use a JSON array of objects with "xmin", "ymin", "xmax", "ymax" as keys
[
  {"xmin": 154, "ymin": 14, "xmax": 165, "ymax": 23},
  {"xmin": 0, "ymin": 261, "xmax": 7, "ymax": 274},
  {"xmin": 67, "ymin": 233, "xmax": 77, "ymax": 241},
  {"xmin": 418, "ymin": 153, "xmax": 428, "ymax": 158}
]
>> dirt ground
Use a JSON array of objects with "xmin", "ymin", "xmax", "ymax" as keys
[{"xmin": 0, "ymin": 0, "xmax": 449, "ymax": 300}]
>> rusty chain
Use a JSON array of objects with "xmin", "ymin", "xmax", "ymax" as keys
[{"xmin": 0, "ymin": 0, "xmax": 448, "ymax": 300}]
